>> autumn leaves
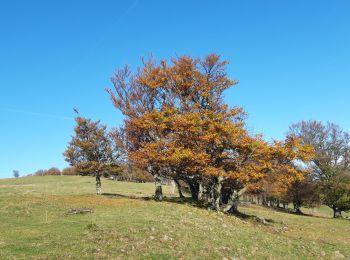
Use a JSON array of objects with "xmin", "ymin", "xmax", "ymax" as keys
[{"xmin": 107, "ymin": 54, "xmax": 314, "ymax": 212}]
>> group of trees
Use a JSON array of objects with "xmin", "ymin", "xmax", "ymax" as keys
[
  {"xmin": 64, "ymin": 54, "xmax": 350, "ymax": 218},
  {"xmin": 106, "ymin": 54, "xmax": 315, "ymax": 213},
  {"xmin": 26, "ymin": 166, "xmax": 77, "ymax": 177},
  {"xmin": 288, "ymin": 121, "xmax": 350, "ymax": 217},
  {"xmin": 117, "ymin": 163, "xmax": 154, "ymax": 183}
]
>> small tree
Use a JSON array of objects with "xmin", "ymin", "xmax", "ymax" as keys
[
  {"xmin": 289, "ymin": 121, "xmax": 350, "ymax": 217},
  {"xmin": 13, "ymin": 170, "xmax": 19, "ymax": 178},
  {"xmin": 64, "ymin": 116, "xmax": 121, "ymax": 194}
]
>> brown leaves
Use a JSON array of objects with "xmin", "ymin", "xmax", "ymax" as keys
[
  {"xmin": 63, "ymin": 116, "xmax": 121, "ymax": 176},
  {"xmin": 107, "ymin": 53, "xmax": 316, "ymax": 202}
]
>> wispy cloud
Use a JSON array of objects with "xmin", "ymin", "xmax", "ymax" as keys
[{"xmin": 0, "ymin": 107, "xmax": 74, "ymax": 120}]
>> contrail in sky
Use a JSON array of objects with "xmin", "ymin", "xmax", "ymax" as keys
[
  {"xmin": 83, "ymin": 0, "xmax": 140, "ymax": 62},
  {"xmin": 116, "ymin": 0, "xmax": 140, "ymax": 23},
  {"xmin": 0, "ymin": 107, "xmax": 74, "ymax": 121}
]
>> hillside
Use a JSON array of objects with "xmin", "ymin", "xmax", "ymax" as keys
[{"xmin": 0, "ymin": 176, "xmax": 349, "ymax": 259}]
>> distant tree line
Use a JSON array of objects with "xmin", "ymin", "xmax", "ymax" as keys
[
  {"xmin": 26, "ymin": 167, "xmax": 76, "ymax": 176},
  {"xmin": 63, "ymin": 54, "xmax": 350, "ymax": 218},
  {"xmin": 26, "ymin": 165, "xmax": 153, "ymax": 182}
]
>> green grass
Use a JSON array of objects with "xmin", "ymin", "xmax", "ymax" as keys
[{"xmin": 0, "ymin": 176, "xmax": 349, "ymax": 259}]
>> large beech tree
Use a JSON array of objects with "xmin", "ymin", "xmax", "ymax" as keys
[
  {"xmin": 64, "ymin": 116, "xmax": 120, "ymax": 194},
  {"xmin": 108, "ymin": 54, "xmax": 313, "ymax": 212}
]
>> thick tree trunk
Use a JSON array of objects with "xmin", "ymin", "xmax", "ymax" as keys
[
  {"xmin": 293, "ymin": 201, "xmax": 302, "ymax": 214},
  {"xmin": 332, "ymin": 206, "xmax": 342, "ymax": 218},
  {"xmin": 224, "ymin": 187, "xmax": 246, "ymax": 214},
  {"xmin": 154, "ymin": 174, "xmax": 163, "ymax": 201},
  {"xmin": 188, "ymin": 181, "xmax": 198, "ymax": 201},
  {"xmin": 174, "ymin": 179, "xmax": 184, "ymax": 198},
  {"xmin": 225, "ymin": 194, "xmax": 239, "ymax": 214},
  {"xmin": 220, "ymin": 187, "xmax": 231, "ymax": 204},
  {"xmin": 262, "ymin": 195, "xmax": 268, "ymax": 206},
  {"xmin": 96, "ymin": 173, "xmax": 102, "ymax": 195}
]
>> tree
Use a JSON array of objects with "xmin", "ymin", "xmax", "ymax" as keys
[
  {"xmin": 45, "ymin": 167, "xmax": 61, "ymax": 176},
  {"xmin": 107, "ymin": 54, "xmax": 313, "ymax": 213},
  {"xmin": 289, "ymin": 121, "xmax": 350, "ymax": 217},
  {"xmin": 107, "ymin": 54, "xmax": 260, "ymax": 204},
  {"xmin": 117, "ymin": 163, "xmax": 154, "ymax": 182},
  {"xmin": 34, "ymin": 169, "xmax": 46, "ymax": 176},
  {"xmin": 13, "ymin": 170, "xmax": 19, "ymax": 178},
  {"xmin": 64, "ymin": 116, "xmax": 121, "ymax": 194},
  {"xmin": 62, "ymin": 166, "xmax": 77, "ymax": 176},
  {"xmin": 243, "ymin": 136, "xmax": 315, "ymax": 214}
]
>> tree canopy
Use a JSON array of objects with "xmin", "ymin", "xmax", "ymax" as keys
[
  {"xmin": 64, "ymin": 116, "xmax": 121, "ymax": 194},
  {"xmin": 288, "ymin": 121, "xmax": 350, "ymax": 217},
  {"xmin": 107, "ymin": 54, "xmax": 314, "ymax": 211}
]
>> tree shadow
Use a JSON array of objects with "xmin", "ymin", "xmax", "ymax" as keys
[
  {"xmin": 101, "ymin": 192, "xmax": 151, "ymax": 200},
  {"xmin": 101, "ymin": 193, "xmax": 277, "ymax": 224},
  {"xmin": 241, "ymin": 203, "xmax": 350, "ymax": 221},
  {"xmin": 101, "ymin": 193, "xmax": 350, "ymax": 222}
]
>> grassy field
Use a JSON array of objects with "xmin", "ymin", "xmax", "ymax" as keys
[{"xmin": 0, "ymin": 176, "xmax": 349, "ymax": 259}]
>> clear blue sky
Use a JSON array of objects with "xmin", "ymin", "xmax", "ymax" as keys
[{"xmin": 1, "ymin": 0, "xmax": 349, "ymax": 178}]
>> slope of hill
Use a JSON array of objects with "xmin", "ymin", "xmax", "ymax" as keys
[{"xmin": 0, "ymin": 176, "xmax": 349, "ymax": 259}]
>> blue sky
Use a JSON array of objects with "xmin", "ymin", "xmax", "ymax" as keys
[{"xmin": 1, "ymin": 0, "xmax": 349, "ymax": 178}]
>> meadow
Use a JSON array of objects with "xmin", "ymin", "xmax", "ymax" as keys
[{"xmin": 0, "ymin": 176, "xmax": 349, "ymax": 259}]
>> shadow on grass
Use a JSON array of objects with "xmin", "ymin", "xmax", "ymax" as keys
[
  {"xmin": 101, "ymin": 192, "xmax": 276, "ymax": 224},
  {"xmin": 101, "ymin": 192, "xmax": 350, "ymax": 222},
  {"xmin": 251, "ymin": 203, "xmax": 342, "ymax": 219},
  {"xmin": 102, "ymin": 192, "xmax": 195, "ymax": 205},
  {"xmin": 101, "ymin": 192, "xmax": 151, "ymax": 200}
]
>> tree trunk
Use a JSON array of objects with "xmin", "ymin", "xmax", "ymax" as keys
[
  {"xmin": 212, "ymin": 176, "xmax": 223, "ymax": 210},
  {"xmin": 220, "ymin": 187, "xmax": 231, "ymax": 204},
  {"xmin": 283, "ymin": 203, "xmax": 288, "ymax": 210},
  {"xmin": 96, "ymin": 173, "xmax": 102, "ymax": 195},
  {"xmin": 174, "ymin": 179, "xmax": 184, "ymax": 198},
  {"xmin": 332, "ymin": 206, "xmax": 342, "ymax": 218},
  {"xmin": 293, "ymin": 201, "xmax": 302, "ymax": 214},
  {"xmin": 188, "ymin": 181, "xmax": 198, "ymax": 201},
  {"xmin": 224, "ymin": 194, "xmax": 239, "ymax": 214},
  {"xmin": 262, "ymin": 195, "xmax": 268, "ymax": 206},
  {"xmin": 207, "ymin": 185, "xmax": 214, "ymax": 206},
  {"xmin": 198, "ymin": 183, "xmax": 206, "ymax": 202},
  {"xmin": 154, "ymin": 174, "xmax": 163, "ymax": 201},
  {"xmin": 224, "ymin": 187, "xmax": 246, "ymax": 214}
]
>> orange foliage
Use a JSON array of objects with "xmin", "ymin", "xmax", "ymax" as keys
[{"xmin": 108, "ymin": 54, "xmax": 315, "ymax": 209}]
